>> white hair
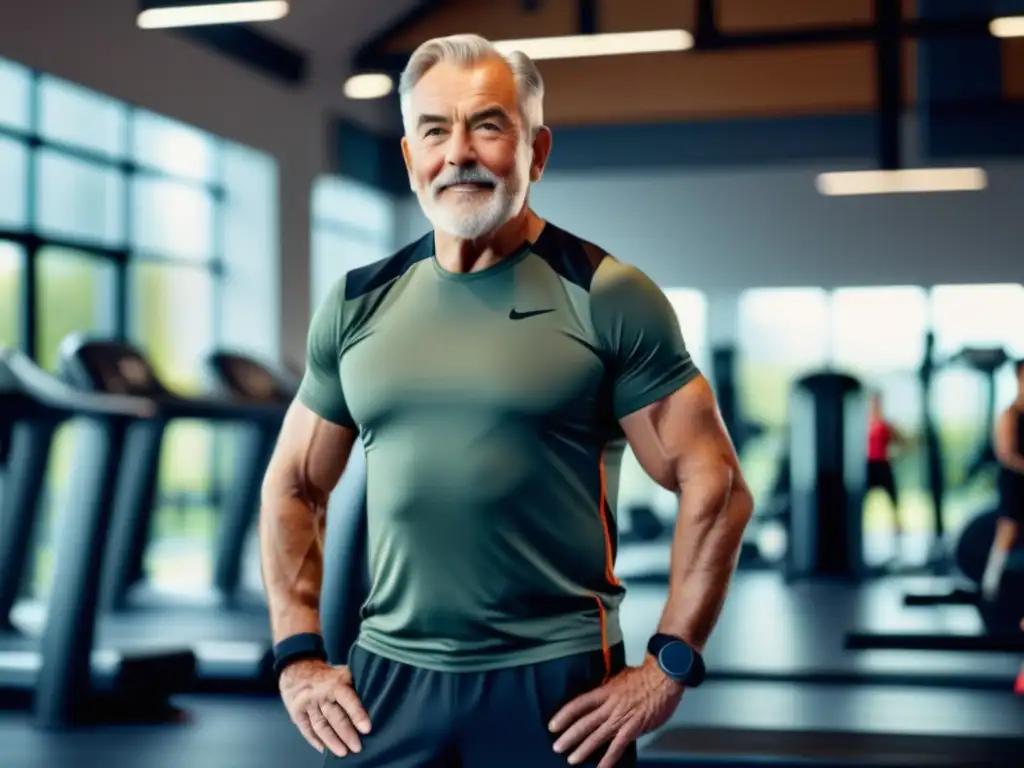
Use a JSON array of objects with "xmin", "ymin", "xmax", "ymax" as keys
[{"xmin": 398, "ymin": 34, "xmax": 545, "ymax": 139}]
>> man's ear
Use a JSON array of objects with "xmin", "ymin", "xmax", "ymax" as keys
[{"xmin": 529, "ymin": 126, "xmax": 552, "ymax": 183}]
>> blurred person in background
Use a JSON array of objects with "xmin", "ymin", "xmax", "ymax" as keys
[
  {"xmin": 866, "ymin": 390, "xmax": 909, "ymax": 561},
  {"xmin": 983, "ymin": 359, "xmax": 1024, "ymax": 602}
]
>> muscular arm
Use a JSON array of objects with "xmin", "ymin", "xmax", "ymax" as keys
[
  {"xmin": 620, "ymin": 376, "xmax": 754, "ymax": 652},
  {"xmin": 259, "ymin": 401, "xmax": 358, "ymax": 642},
  {"xmin": 994, "ymin": 410, "xmax": 1024, "ymax": 475}
]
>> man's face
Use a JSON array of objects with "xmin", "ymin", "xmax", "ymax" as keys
[{"xmin": 401, "ymin": 58, "xmax": 543, "ymax": 239}]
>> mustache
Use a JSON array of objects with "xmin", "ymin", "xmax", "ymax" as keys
[{"xmin": 433, "ymin": 167, "xmax": 499, "ymax": 194}]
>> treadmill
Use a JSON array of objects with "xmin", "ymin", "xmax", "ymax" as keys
[
  {"xmin": 56, "ymin": 336, "xmax": 288, "ymax": 694},
  {"xmin": 0, "ymin": 348, "xmax": 195, "ymax": 727},
  {"xmin": 203, "ymin": 350, "xmax": 297, "ymax": 608}
]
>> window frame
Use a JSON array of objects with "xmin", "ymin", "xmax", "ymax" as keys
[{"xmin": 0, "ymin": 68, "xmax": 226, "ymax": 360}]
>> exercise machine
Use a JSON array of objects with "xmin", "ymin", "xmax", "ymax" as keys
[
  {"xmin": 205, "ymin": 350, "xmax": 297, "ymax": 607},
  {"xmin": 916, "ymin": 340, "xmax": 1009, "ymax": 568},
  {"xmin": 711, "ymin": 345, "xmax": 764, "ymax": 457},
  {"xmin": 57, "ymin": 336, "xmax": 288, "ymax": 693},
  {"xmin": 785, "ymin": 371, "xmax": 869, "ymax": 581},
  {"xmin": 918, "ymin": 331, "xmax": 948, "ymax": 566},
  {"xmin": 0, "ymin": 348, "xmax": 195, "ymax": 727},
  {"xmin": 847, "ymin": 345, "xmax": 1024, "ymax": 649}
]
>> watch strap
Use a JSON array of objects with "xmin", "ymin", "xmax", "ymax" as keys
[
  {"xmin": 272, "ymin": 632, "xmax": 328, "ymax": 676},
  {"xmin": 648, "ymin": 633, "xmax": 707, "ymax": 687}
]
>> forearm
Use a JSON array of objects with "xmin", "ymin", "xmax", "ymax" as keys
[
  {"xmin": 656, "ymin": 471, "xmax": 753, "ymax": 652},
  {"xmin": 259, "ymin": 494, "xmax": 327, "ymax": 643},
  {"xmin": 997, "ymin": 449, "xmax": 1024, "ymax": 475}
]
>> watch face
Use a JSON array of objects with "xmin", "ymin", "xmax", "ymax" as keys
[{"xmin": 658, "ymin": 641, "xmax": 694, "ymax": 679}]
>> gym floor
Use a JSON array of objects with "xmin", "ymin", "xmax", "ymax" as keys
[{"xmin": 2, "ymin": 572, "xmax": 1020, "ymax": 768}]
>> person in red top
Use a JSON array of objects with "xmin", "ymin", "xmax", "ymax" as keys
[{"xmin": 866, "ymin": 391, "xmax": 907, "ymax": 554}]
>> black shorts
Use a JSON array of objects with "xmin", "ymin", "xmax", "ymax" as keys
[
  {"xmin": 998, "ymin": 469, "xmax": 1024, "ymax": 524},
  {"xmin": 323, "ymin": 642, "xmax": 637, "ymax": 768},
  {"xmin": 866, "ymin": 460, "xmax": 898, "ymax": 505}
]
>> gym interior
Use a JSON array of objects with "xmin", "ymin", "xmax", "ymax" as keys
[{"xmin": 1, "ymin": 0, "xmax": 1023, "ymax": 765}]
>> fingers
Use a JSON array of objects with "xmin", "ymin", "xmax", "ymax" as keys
[
  {"xmin": 597, "ymin": 729, "xmax": 636, "ymax": 768},
  {"xmin": 553, "ymin": 706, "xmax": 607, "ymax": 755},
  {"xmin": 322, "ymin": 701, "xmax": 364, "ymax": 754},
  {"xmin": 568, "ymin": 720, "xmax": 617, "ymax": 766},
  {"xmin": 293, "ymin": 709, "xmax": 325, "ymax": 754},
  {"xmin": 308, "ymin": 705, "xmax": 350, "ymax": 758},
  {"xmin": 549, "ymin": 688, "xmax": 605, "ymax": 733},
  {"xmin": 335, "ymin": 683, "xmax": 372, "ymax": 735}
]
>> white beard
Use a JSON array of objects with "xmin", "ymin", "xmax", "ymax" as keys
[{"xmin": 415, "ymin": 147, "xmax": 532, "ymax": 239}]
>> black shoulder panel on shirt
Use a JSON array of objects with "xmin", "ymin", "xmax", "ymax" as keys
[
  {"xmin": 344, "ymin": 232, "xmax": 434, "ymax": 300},
  {"xmin": 531, "ymin": 223, "xmax": 609, "ymax": 292}
]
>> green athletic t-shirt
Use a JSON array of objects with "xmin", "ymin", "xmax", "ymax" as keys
[{"xmin": 298, "ymin": 222, "xmax": 699, "ymax": 672}]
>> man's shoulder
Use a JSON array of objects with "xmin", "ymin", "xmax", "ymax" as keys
[
  {"xmin": 343, "ymin": 233, "xmax": 433, "ymax": 302},
  {"xmin": 530, "ymin": 222, "xmax": 617, "ymax": 292}
]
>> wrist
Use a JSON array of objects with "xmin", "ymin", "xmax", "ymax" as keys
[
  {"xmin": 272, "ymin": 631, "xmax": 328, "ymax": 677},
  {"xmin": 646, "ymin": 632, "xmax": 707, "ymax": 689},
  {"xmin": 643, "ymin": 654, "xmax": 686, "ymax": 695}
]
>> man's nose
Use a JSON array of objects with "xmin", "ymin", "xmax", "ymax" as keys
[{"xmin": 445, "ymin": 124, "xmax": 476, "ymax": 166}]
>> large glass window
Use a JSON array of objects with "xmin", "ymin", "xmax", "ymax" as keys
[
  {"xmin": 36, "ymin": 246, "xmax": 118, "ymax": 371},
  {"xmin": 737, "ymin": 288, "xmax": 831, "ymax": 500},
  {"xmin": 0, "ymin": 135, "xmax": 28, "ymax": 228},
  {"xmin": 0, "ymin": 55, "xmax": 278, "ymax": 594},
  {"xmin": 930, "ymin": 283, "xmax": 1024, "ymax": 529},
  {"xmin": 311, "ymin": 175, "xmax": 394, "ymax": 309},
  {"xmin": 131, "ymin": 176, "xmax": 214, "ymax": 260},
  {"xmin": 131, "ymin": 262, "xmax": 215, "ymax": 394},
  {"xmin": 38, "ymin": 76, "xmax": 127, "ymax": 158},
  {"xmin": 0, "ymin": 241, "xmax": 22, "ymax": 348},
  {"xmin": 35, "ymin": 149, "xmax": 124, "ymax": 246},
  {"xmin": 0, "ymin": 57, "xmax": 30, "ymax": 131},
  {"xmin": 132, "ymin": 110, "xmax": 216, "ymax": 182},
  {"xmin": 830, "ymin": 286, "xmax": 930, "ymax": 557}
]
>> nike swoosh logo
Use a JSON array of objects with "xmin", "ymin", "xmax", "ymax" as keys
[{"xmin": 509, "ymin": 308, "xmax": 555, "ymax": 320}]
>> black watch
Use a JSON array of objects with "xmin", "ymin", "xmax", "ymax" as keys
[
  {"xmin": 272, "ymin": 632, "xmax": 328, "ymax": 676},
  {"xmin": 646, "ymin": 633, "xmax": 706, "ymax": 688}
]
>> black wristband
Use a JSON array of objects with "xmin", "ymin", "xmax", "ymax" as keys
[{"xmin": 272, "ymin": 632, "xmax": 327, "ymax": 676}]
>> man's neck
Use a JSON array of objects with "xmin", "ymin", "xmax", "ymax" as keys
[{"xmin": 434, "ymin": 208, "xmax": 546, "ymax": 274}]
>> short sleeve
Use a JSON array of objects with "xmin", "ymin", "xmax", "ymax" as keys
[
  {"xmin": 589, "ymin": 258, "xmax": 700, "ymax": 419},
  {"xmin": 296, "ymin": 277, "xmax": 356, "ymax": 428}
]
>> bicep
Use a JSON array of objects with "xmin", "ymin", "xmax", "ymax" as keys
[
  {"xmin": 262, "ymin": 399, "xmax": 358, "ymax": 506},
  {"xmin": 619, "ymin": 376, "xmax": 741, "ymax": 493}
]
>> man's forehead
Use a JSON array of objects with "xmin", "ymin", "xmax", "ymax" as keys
[{"xmin": 411, "ymin": 59, "xmax": 518, "ymax": 113}]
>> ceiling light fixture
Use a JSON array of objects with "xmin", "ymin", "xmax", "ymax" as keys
[
  {"xmin": 492, "ymin": 29, "xmax": 694, "ymax": 61},
  {"xmin": 137, "ymin": 0, "xmax": 289, "ymax": 30},
  {"xmin": 990, "ymin": 16, "xmax": 1024, "ymax": 38},
  {"xmin": 343, "ymin": 73, "xmax": 394, "ymax": 100},
  {"xmin": 815, "ymin": 168, "xmax": 988, "ymax": 196}
]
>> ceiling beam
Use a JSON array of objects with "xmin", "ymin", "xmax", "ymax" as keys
[
  {"xmin": 175, "ymin": 23, "xmax": 307, "ymax": 85},
  {"xmin": 578, "ymin": 0, "xmax": 597, "ymax": 36},
  {"xmin": 876, "ymin": 0, "xmax": 903, "ymax": 170}
]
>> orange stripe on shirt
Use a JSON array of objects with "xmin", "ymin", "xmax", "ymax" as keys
[
  {"xmin": 598, "ymin": 450, "xmax": 621, "ymax": 588},
  {"xmin": 593, "ymin": 594, "xmax": 612, "ymax": 682}
]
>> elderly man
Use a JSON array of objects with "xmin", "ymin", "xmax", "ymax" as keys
[{"xmin": 260, "ymin": 33, "xmax": 753, "ymax": 768}]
